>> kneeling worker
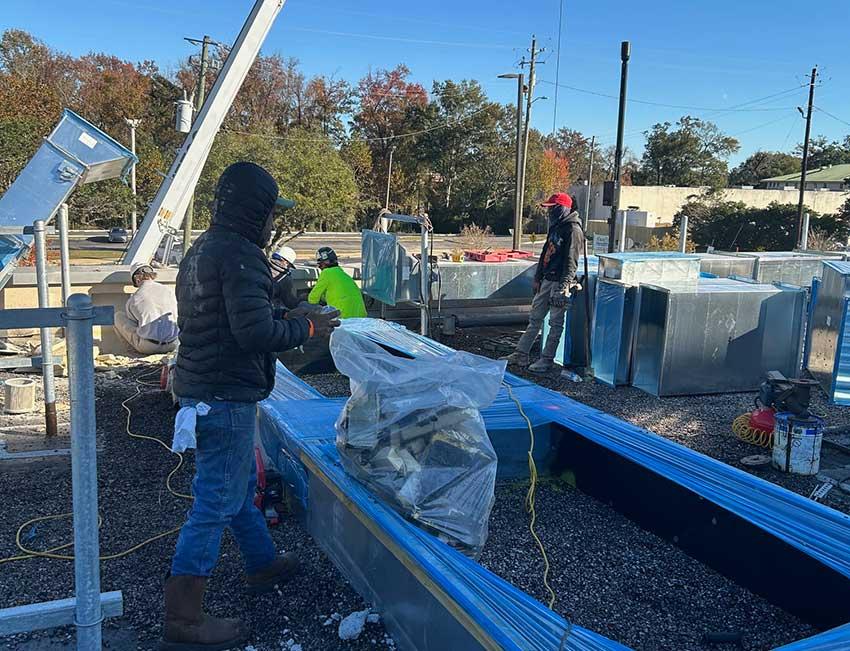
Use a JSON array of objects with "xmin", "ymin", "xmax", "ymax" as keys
[
  {"xmin": 114, "ymin": 263, "xmax": 179, "ymax": 355},
  {"xmin": 503, "ymin": 192, "xmax": 584, "ymax": 373},
  {"xmin": 308, "ymin": 246, "xmax": 367, "ymax": 318},
  {"xmin": 269, "ymin": 245, "xmax": 300, "ymax": 311}
]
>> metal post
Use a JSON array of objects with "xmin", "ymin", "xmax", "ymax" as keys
[
  {"xmin": 65, "ymin": 294, "xmax": 103, "ymax": 650},
  {"xmin": 617, "ymin": 211, "xmax": 627, "ymax": 252},
  {"xmin": 800, "ymin": 212, "xmax": 810, "ymax": 251},
  {"xmin": 58, "ymin": 204, "xmax": 72, "ymax": 307},
  {"xmin": 33, "ymin": 220, "xmax": 57, "ymax": 437},
  {"xmin": 608, "ymin": 41, "xmax": 630, "ymax": 252},
  {"xmin": 124, "ymin": 119, "xmax": 140, "ymax": 234},
  {"xmin": 679, "ymin": 214, "xmax": 689, "ymax": 253},
  {"xmin": 420, "ymin": 225, "xmax": 429, "ymax": 336},
  {"xmin": 796, "ymin": 66, "xmax": 817, "ymax": 248},
  {"xmin": 513, "ymin": 74, "xmax": 524, "ymax": 250},
  {"xmin": 498, "ymin": 73, "xmax": 525, "ymax": 251},
  {"xmin": 583, "ymin": 136, "xmax": 595, "ymax": 231}
]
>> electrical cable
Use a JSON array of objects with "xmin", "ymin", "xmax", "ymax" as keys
[
  {"xmin": 814, "ymin": 106, "xmax": 850, "ymax": 129},
  {"xmin": 503, "ymin": 382, "xmax": 557, "ymax": 610},
  {"xmin": 0, "ymin": 367, "xmax": 190, "ymax": 565}
]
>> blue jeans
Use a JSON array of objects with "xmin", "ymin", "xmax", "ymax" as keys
[{"xmin": 170, "ymin": 400, "xmax": 277, "ymax": 577}]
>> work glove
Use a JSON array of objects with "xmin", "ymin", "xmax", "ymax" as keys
[
  {"xmin": 284, "ymin": 301, "xmax": 317, "ymax": 319},
  {"xmin": 307, "ymin": 307, "xmax": 341, "ymax": 338}
]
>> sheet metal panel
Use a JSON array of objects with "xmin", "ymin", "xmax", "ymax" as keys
[
  {"xmin": 632, "ymin": 279, "xmax": 806, "ymax": 396},
  {"xmin": 696, "ymin": 253, "xmax": 756, "ymax": 278},
  {"xmin": 590, "ymin": 279, "xmax": 637, "ymax": 386},
  {"xmin": 598, "ymin": 252, "xmax": 701, "ymax": 285},
  {"xmin": 722, "ymin": 251, "xmax": 842, "ymax": 287},
  {"xmin": 808, "ymin": 262, "xmax": 850, "ymax": 403}
]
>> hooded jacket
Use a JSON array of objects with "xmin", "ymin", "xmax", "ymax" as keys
[
  {"xmin": 173, "ymin": 162, "xmax": 311, "ymax": 403},
  {"xmin": 535, "ymin": 206, "xmax": 585, "ymax": 288}
]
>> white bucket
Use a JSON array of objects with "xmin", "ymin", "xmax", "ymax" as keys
[
  {"xmin": 771, "ymin": 413, "xmax": 824, "ymax": 476},
  {"xmin": 3, "ymin": 377, "xmax": 38, "ymax": 414}
]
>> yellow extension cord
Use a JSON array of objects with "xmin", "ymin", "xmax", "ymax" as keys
[
  {"xmin": 732, "ymin": 413, "xmax": 774, "ymax": 448},
  {"xmin": 503, "ymin": 382, "xmax": 558, "ymax": 610},
  {"xmin": 0, "ymin": 368, "xmax": 191, "ymax": 565}
]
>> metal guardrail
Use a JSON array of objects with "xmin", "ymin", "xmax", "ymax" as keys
[{"xmin": 0, "ymin": 294, "xmax": 117, "ymax": 649}]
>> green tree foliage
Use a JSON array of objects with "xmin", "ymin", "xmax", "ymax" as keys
[
  {"xmin": 675, "ymin": 200, "xmax": 849, "ymax": 251},
  {"xmin": 634, "ymin": 116, "xmax": 740, "ymax": 188},
  {"xmin": 797, "ymin": 136, "xmax": 850, "ymax": 169},
  {"xmin": 195, "ymin": 130, "xmax": 358, "ymax": 232},
  {"xmin": 729, "ymin": 151, "xmax": 801, "ymax": 186}
]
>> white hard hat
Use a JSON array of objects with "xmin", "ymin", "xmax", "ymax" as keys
[
  {"xmin": 272, "ymin": 246, "xmax": 297, "ymax": 265},
  {"xmin": 130, "ymin": 262, "xmax": 155, "ymax": 280}
]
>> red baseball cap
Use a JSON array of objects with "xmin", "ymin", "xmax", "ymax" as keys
[{"xmin": 541, "ymin": 193, "xmax": 572, "ymax": 208}]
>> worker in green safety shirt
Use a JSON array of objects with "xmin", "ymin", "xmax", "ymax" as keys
[{"xmin": 308, "ymin": 246, "xmax": 367, "ymax": 318}]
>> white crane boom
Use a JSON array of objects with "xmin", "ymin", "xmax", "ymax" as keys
[{"xmin": 123, "ymin": 0, "xmax": 285, "ymax": 264}]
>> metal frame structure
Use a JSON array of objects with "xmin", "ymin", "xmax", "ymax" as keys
[
  {"xmin": 123, "ymin": 0, "xmax": 287, "ymax": 265},
  {"xmin": 0, "ymin": 296, "xmax": 116, "ymax": 648},
  {"xmin": 373, "ymin": 210, "xmax": 432, "ymax": 335}
]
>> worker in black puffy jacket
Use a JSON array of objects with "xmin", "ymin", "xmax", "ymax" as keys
[{"xmin": 164, "ymin": 162, "xmax": 340, "ymax": 651}]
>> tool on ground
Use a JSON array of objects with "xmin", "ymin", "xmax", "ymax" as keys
[{"xmin": 732, "ymin": 371, "xmax": 819, "ymax": 448}]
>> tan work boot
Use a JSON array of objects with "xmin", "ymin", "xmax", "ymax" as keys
[
  {"xmin": 160, "ymin": 575, "xmax": 247, "ymax": 651},
  {"xmin": 245, "ymin": 552, "xmax": 300, "ymax": 595}
]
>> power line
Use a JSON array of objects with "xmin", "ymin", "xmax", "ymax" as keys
[
  {"xmin": 538, "ymin": 79, "xmax": 801, "ymax": 112},
  {"xmin": 223, "ymin": 106, "xmax": 493, "ymax": 144},
  {"xmin": 815, "ymin": 106, "xmax": 850, "ymax": 129}
]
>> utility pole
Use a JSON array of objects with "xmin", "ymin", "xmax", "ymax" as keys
[
  {"xmin": 183, "ymin": 35, "xmax": 214, "ymax": 258},
  {"xmin": 123, "ymin": 118, "xmax": 141, "ymax": 234},
  {"xmin": 499, "ymin": 73, "xmax": 525, "ymax": 250},
  {"xmin": 583, "ymin": 136, "xmax": 595, "ymax": 231},
  {"xmin": 608, "ymin": 41, "xmax": 630, "ymax": 252},
  {"xmin": 796, "ymin": 66, "xmax": 817, "ymax": 248},
  {"xmin": 519, "ymin": 36, "xmax": 544, "ymax": 237}
]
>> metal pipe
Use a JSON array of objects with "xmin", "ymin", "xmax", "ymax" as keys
[
  {"xmin": 33, "ymin": 220, "xmax": 57, "ymax": 437},
  {"xmin": 679, "ymin": 214, "xmax": 689, "ymax": 253},
  {"xmin": 800, "ymin": 212, "xmax": 810, "ymax": 251},
  {"xmin": 617, "ymin": 211, "xmax": 627, "ymax": 252},
  {"xmin": 583, "ymin": 136, "xmax": 595, "ymax": 231},
  {"xmin": 420, "ymin": 225, "xmax": 429, "ymax": 336},
  {"xmin": 124, "ymin": 119, "xmax": 140, "ymax": 234},
  {"xmin": 512, "ymin": 74, "xmax": 524, "ymax": 251},
  {"xmin": 64, "ymin": 294, "xmax": 103, "ymax": 650},
  {"xmin": 58, "ymin": 204, "xmax": 72, "ymax": 307},
  {"xmin": 608, "ymin": 41, "xmax": 630, "ymax": 252}
]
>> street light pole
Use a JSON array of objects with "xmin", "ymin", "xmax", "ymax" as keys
[
  {"xmin": 499, "ymin": 73, "xmax": 525, "ymax": 251},
  {"xmin": 385, "ymin": 146, "xmax": 395, "ymax": 210},
  {"xmin": 123, "ymin": 118, "xmax": 141, "ymax": 234},
  {"xmin": 608, "ymin": 41, "xmax": 631, "ymax": 253}
]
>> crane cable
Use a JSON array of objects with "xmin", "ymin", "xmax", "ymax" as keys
[{"xmin": 0, "ymin": 367, "xmax": 190, "ymax": 565}]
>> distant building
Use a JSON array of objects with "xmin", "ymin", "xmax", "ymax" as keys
[{"xmin": 762, "ymin": 164, "xmax": 850, "ymax": 192}]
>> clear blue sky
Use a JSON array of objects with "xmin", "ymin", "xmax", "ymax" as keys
[{"xmin": 4, "ymin": 0, "xmax": 849, "ymax": 164}]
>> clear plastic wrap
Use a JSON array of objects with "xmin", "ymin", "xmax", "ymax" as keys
[{"xmin": 330, "ymin": 325, "xmax": 505, "ymax": 556}]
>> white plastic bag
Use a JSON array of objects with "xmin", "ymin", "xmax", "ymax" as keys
[
  {"xmin": 331, "ymin": 325, "xmax": 505, "ymax": 556},
  {"xmin": 172, "ymin": 401, "xmax": 210, "ymax": 452}
]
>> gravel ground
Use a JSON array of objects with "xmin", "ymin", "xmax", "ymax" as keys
[
  {"xmin": 0, "ymin": 366, "xmax": 389, "ymax": 651},
  {"xmin": 481, "ymin": 480, "xmax": 815, "ymax": 651},
  {"xmin": 445, "ymin": 328, "xmax": 850, "ymax": 515}
]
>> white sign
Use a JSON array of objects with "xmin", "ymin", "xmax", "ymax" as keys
[
  {"xmin": 592, "ymin": 234, "xmax": 609, "ymax": 255},
  {"xmin": 78, "ymin": 132, "xmax": 98, "ymax": 149}
]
